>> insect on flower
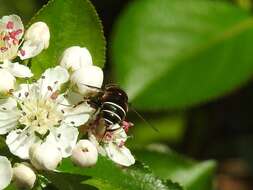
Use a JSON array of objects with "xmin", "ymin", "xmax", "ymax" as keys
[
  {"xmin": 79, "ymin": 83, "xmax": 157, "ymax": 141},
  {"xmin": 59, "ymin": 46, "xmax": 152, "ymax": 166},
  {"xmin": 84, "ymin": 84, "xmax": 159, "ymax": 167},
  {"xmin": 79, "ymin": 84, "xmax": 132, "ymax": 136}
]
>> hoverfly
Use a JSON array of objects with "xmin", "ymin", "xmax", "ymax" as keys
[
  {"xmin": 78, "ymin": 83, "xmax": 157, "ymax": 139},
  {"xmin": 84, "ymin": 84, "xmax": 132, "ymax": 132}
]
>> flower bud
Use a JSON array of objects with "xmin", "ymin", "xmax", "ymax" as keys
[
  {"xmin": 0, "ymin": 69, "xmax": 15, "ymax": 93},
  {"xmin": 25, "ymin": 22, "xmax": 50, "ymax": 49},
  {"xmin": 0, "ymin": 156, "xmax": 13, "ymax": 190},
  {"xmin": 59, "ymin": 46, "xmax": 93, "ymax": 71},
  {"xmin": 71, "ymin": 140, "xmax": 98, "ymax": 167},
  {"xmin": 12, "ymin": 163, "xmax": 36, "ymax": 189},
  {"xmin": 29, "ymin": 143, "xmax": 62, "ymax": 171},
  {"xmin": 70, "ymin": 65, "xmax": 103, "ymax": 95}
]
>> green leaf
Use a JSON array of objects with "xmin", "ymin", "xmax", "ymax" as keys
[
  {"xmin": 134, "ymin": 149, "xmax": 216, "ymax": 190},
  {"xmin": 47, "ymin": 156, "xmax": 183, "ymax": 190},
  {"xmin": 5, "ymin": 184, "xmax": 16, "ymax": 190},
  {"xmin": 111, "ymin": 0, "xmax": 253, "ymax": 110},
  {"xmin": 30, "ymin": 0, "xmax": 105, "ymax": 78},
  {"xmin": 42, "ymin": 172, "xmax": 98, "ymax": 190}
]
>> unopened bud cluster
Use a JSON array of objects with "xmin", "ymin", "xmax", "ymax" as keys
[{"xmin": 59, "ymin": 46, "xmax": 104, "ymax": 95}]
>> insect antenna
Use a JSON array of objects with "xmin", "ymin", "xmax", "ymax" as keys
[
  {"xmin": 79, "ymin": 83, "xmax": 104, "ymax": 93},
  {"xmin": 129, "ymin": 104, "xmax": 159, "ymax": 132},
  {"xmin": 105, "ymin": 83, "xmax": 119, "ymax": 89}
]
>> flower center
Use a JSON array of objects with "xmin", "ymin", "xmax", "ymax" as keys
[{"xmin": 18, "ymin": 96, "xmax": 63, "ymax": 135}]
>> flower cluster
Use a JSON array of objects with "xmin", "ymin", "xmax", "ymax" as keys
[
  {"xmin": 0, "ymin": 15, "xmax": 135, "ymax": 190},
  {"xmin": 0, "ymin": 15, "xmax": 49, "ymax": 93}
]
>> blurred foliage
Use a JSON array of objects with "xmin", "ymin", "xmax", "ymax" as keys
[
  {"xmin": 235, "ymin": 0, "xmax": 252, "ymax": 10},
  {"xmin": 134, "ymin": 149, "xmax": 216, "ymax": 190},
  {"xmin": 112, "ymin": 0, "xmax": 253, "ymax": 110},
  {"xmin": 0, "ymin": 0, "xmax": 45, "ymax": 23},
  {"xmin": 128, "ymin": 113, "xmax": 186, "ymax": 148}
]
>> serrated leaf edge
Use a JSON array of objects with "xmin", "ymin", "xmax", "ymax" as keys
[{"xmin": 27, "ymin": 0, "xmax": 106, "ymax": 68}]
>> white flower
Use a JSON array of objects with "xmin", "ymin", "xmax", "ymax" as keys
[
  {"xmin": 0, "ymin": 156, "xmax": 13, "ymax": 190},
  {"xmin": 71, "ymin": 65, "xmax": 104, "ymax": 95},
  {"xmin": 0, "ymin": 66, "xmax": 94, "ymax": 160},
  {"xmin": 0, "ymin": 15, "xmax": 49, "ymax": 61},
  {"xmin": 29, "ymin": 142, "xmax": 62, "ymax": 171},
  {"xmin": 20, "ymin": 22, "xmax": 50, "ymax": 60},
  {"xmin": 89, "ymin": 125, "xmax": 135, "ymax": 167},
  {"xmin": 71, "ymin": 140, "xmax": 98, "ymax": 167},
  {"xmin": 59, "ymin": 46, "xmax": 92, "ymax": 71},
  {"xmin": 0, "ymin": 15, "xmax": 50, "ymax": 92},
  {"xmin": 12, "ymin": 162, "xmax": 36, "ymax": 189},
  {"xmin": 0, "ymin": 15, "xmax": 24, "ymax": 62}
]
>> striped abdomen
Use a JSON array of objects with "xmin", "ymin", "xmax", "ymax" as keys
[{"xmin": 101, "ymin": 101, "xmax": 126, "ymax": 128}]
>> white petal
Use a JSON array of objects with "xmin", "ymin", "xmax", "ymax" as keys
[
  {"xmin": 0, "ymin": 98, "xmax": 19, "ymax": 134},
  {"xmin": 37, "ymin": 66, "xmax": 69, "ymax": 97},
  {"xmin": 70, "ymin": 65, "xmax": 103, "ymax": 95},
  {"xmin": 55, "ymin": 92, "xmax": 95, "ymax": 128},
  {"xmin": 25, "ymin": 22, "xmax": 50, "ymax": 49},
  {"xmin": 0, "ymin": 156, "xmax": 13, "ymax": 190},
  {"xmin": 112, "ymin": 127, "xmax": 128, "ymax": 145},
  {"xmin": 104, "ymin": 143, "xmax": 135, "ymax": 167},
  {"xmin": 0, "ymin": 118, "xmax": 19, "ymax": 135},
  {"xmin": 46, "ymin": 125, "xmax": 79, "ymax": 158},
  {"xmin": 62, "ymin": 102, "xmax": 94, "ymax": 127},
  {"xmin": 64, "ymin": 91, "xmax": 84, "ymax": 105},
  {"xmin": 63, "ymin": 114, "xmax": 90, "ymax": 127},
  {"xmin": 6, "ymin": 128, "xmax": 39, "ymax": 159},
  {"xmin": 59, "ymin": 46, "xmax": 92, "ymax": 71},
  {"xmin": 3, "ymin": 61, "xmax": 33, "ymax": 78},
  {"xmin": 1, "ymin": 14, "xmax": 24, "ymax": 40},
  {"xmin": 0, "ymin": 68, "xmax": 15, "ymax": 92},
  {"xmin": 19, "ymin": 40, "xmax": 44, "ymax": 60},
  {"xmin": 0, "ymin": 45, "xmax": 19, "ymax": 62},
  {"xmin": 88, "ymin": 133, "xmax": 107, "ymax": 156},
  {"xmin": 55, "ymin": 94, "xmax": 94, "ymax": 127},
  {"xmin": 0, "ymin": 97, "xmax": 17, "ymax": 110}
]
